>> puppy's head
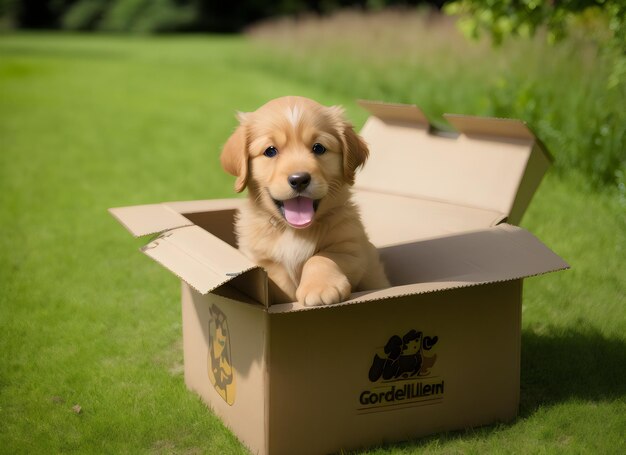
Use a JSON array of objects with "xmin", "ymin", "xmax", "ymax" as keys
[{"xmin": 220, "ymin": 96, "xmax": 368, "ymax": 229}]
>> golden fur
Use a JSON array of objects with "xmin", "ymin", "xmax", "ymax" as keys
[{"xmin": 221, "ymin": 96, "xmax": 389, "ymax": 305}]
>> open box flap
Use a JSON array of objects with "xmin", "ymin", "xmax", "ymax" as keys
[
  {"xmin": 355, "ymin": 99, "xmax": 430, "ymax": 128},
  {"xmin": 355, "ymin": 100, "xmax": 552, "ymax": 225},
  {"xmin": 109, "ymin": 198, "xmax": 244, "ymax": 238},
  {"xmin": 109, "ymin": 204, "xmax": 194, "ymax": 238},
  {"xmin": 444, "ymin": 113, "xmax": 537, "ymax": 141},
  {"xmin": 268, "ymin": 223, "xmax": 568, "ymax": 314},
  {"xmin": 164, "ymin": 198, "xmax": 245, "ymax": 215},
  {"xmin": 141, "ymin": 225, "xmax": 268, "ymax": 304}
]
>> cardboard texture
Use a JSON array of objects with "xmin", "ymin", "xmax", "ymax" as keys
[{"xmin": 110, "ymin": 100, "xmax": 568, "ymax": 455}]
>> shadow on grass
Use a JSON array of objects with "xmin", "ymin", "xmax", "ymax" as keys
[
  {"xmin": 519, "ymin": 325, "xmax": 626, "ymax": 415},
  {"xmin": 343, "ymin": 325, "xmax": 626, "ymax": 454}
]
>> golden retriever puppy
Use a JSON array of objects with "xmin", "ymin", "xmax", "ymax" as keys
[{"xmin": 220, "ymin": 96, "xmax": 389, "ymax": 305}]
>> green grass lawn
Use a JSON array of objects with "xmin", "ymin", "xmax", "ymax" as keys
[{"xmin": 1, "ymin": 33, "xmax": 624, "ymax": 454}]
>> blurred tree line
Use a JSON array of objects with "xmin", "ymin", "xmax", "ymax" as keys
[{"xmin": 0, "ymin": 0, "xmax": 446, "ymax": 33}]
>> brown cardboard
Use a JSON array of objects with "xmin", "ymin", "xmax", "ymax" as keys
[
  {"xmin": 356, "ymin": 100, "xmax": 551, "ymax": 225},
  {"xmin": 110, "ymin": 100, "xmax": 568, "ymax": 454}
]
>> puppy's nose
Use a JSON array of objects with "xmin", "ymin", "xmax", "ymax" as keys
[{"xmin": 288, "ymin": 172, "xmax": 311, "ymax": 192}]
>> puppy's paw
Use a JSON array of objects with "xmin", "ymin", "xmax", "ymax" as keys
[{"xmin": 296, "ymin": 274, "xmax": 351, "ymax": 306}]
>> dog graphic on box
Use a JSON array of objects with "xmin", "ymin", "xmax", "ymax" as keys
[
  {"xmin": 207, "ymin": 305, "xmax": 236, "ymax": 405},
  {"xmin": 369, "ymin": 329, "xmax": 439, "ymax": 382}
]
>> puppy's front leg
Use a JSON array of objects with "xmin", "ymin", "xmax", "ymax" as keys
[{"xmin": 296, "ymin": 252, "xmax": 359, "ymax": 306}]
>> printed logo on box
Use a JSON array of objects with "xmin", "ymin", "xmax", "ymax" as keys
[
  {"xmin": 358, "ymin": 329, "xmax": 442, "ymax": 413},
  {"xmin": 207, "ymin": 304, "xmax": 236, "ymax": 405}
]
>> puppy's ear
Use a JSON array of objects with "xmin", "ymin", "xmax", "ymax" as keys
[
  {"xmin": 220, "ymin": 117, "xmax": 249, "ymax": 193},
  {"xmin": 342, "ymin": 123, "xmax": 369, "ymax": 185}
]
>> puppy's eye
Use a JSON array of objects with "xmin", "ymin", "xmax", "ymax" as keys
[
  {"xmin": 264, "ymin": 146, "xmax": 278, "ymax": 158},
  {"xmin": 312, "ymin": 143, "xmax": 326, "ymax": 155}
]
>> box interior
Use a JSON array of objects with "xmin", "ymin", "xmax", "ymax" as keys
[
  {"xmin": 184, "ymin": 209, "xmax": 238, "ymax": 249},
  {"xmin": 175, "ymin": 203, "xmax": 567, "ymax": 313},
  {"xmin": 179, "ymin": 202, "xmax": 500, "ymax": 290},
  {"xmin": 353, "ymin": 189, "xmax": 506, "ymax": 247}
]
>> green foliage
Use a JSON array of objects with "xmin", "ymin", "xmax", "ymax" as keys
[
  {"xmin": 132, "ymin": 0, "xmax": 196, "ymax": 33},
  {"xmin": 98, "ymin": 0, "xmax": 149, "ymax": 31},
  {"xmin": 444, "ymin": 1, "xmax": 625, "ymax": 87},
  {"xmin": 0, "ymin": 0, "xmax": 15, "ymax": 16},
  {"xmin": 485, "ymin": 67, "xmax": 624, "ymax": 187},
  {"xmin": 63, "ymin": 0, "xmax": 197, "ymax": 33},
  {"xmin": 61, "ymin": 0, "xmax": 106, "ymax": 30},
  {"xmin": 444, "ymin": 0, "xmax": 600, "ymax": 44},
  {"xmin": 605, "ymin": 2, "xmax": 626, "ymax": 88},
  {"xmin": 98, "ymin": 0, "xmax": 195, "ymax": 33}
]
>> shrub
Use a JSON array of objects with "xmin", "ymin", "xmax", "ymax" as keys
[
  {"xmin": 61, "ymin": 0, "xmax": 197, "ymax": 33},
  {"xmin": 62, "ymin": 0, "xmax": 106, "ymax": 31}
]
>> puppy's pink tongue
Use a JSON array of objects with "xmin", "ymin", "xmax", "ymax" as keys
[{"xmin": 283, "ymin": 197, "xmax": 314, "ymax": 228}]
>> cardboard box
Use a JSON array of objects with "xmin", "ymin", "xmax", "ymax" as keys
[{"xmin": 110, "ymin": 100, "xmax": 568, "ymax": 455}]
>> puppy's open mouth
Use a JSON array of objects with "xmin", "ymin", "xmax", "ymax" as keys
[{"xmin": 273, "ymin": 197, "xmax": 321, "ymax": 229}]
